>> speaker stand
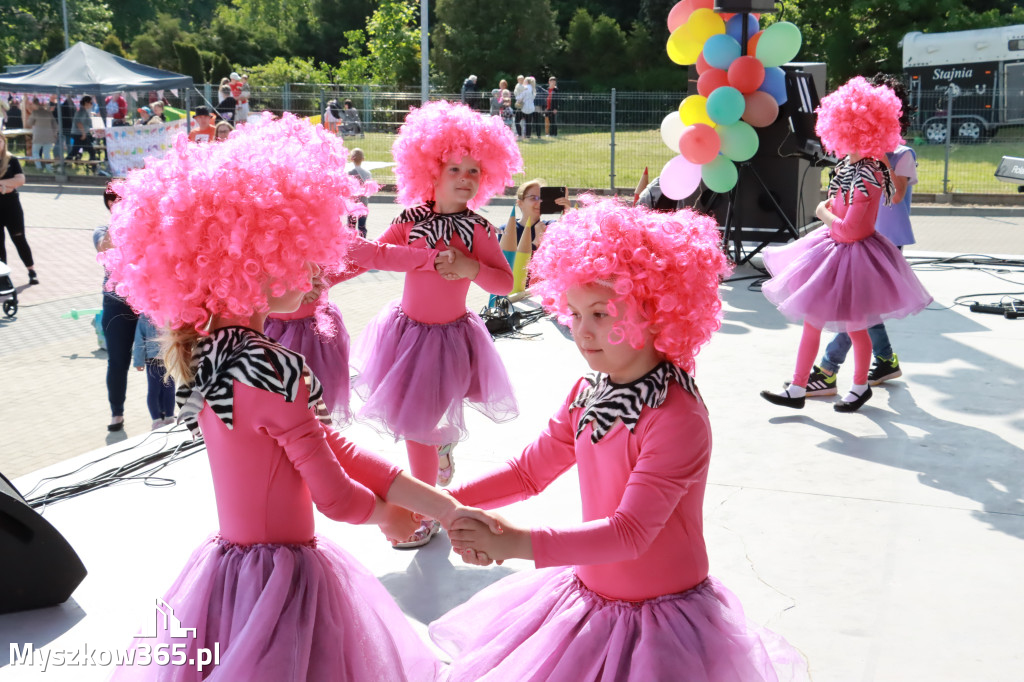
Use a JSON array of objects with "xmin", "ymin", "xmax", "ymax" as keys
[{"xmin": 698, "ymin": 160, "xmax": 802, "ymax": 265}]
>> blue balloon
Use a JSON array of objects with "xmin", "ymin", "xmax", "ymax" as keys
[
  {"xmin": 758, "ymin": 66, "xmax": 788, "ymax": 106},
  {"xmin": 725, "ymin": 14, "xmax": 760, "ymax": 45},
  {"xmin": 702, "ymin": 34, "xmax": 742, "ymax": 71}
]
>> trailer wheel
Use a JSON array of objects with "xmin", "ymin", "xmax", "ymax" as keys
[
  {"xmin": 956, "ymin": 120, "xmax": 985, "ymax": 143},
  {"xmin": 924, "ymin": 120, "xmax": 948, "ymax": 144}
]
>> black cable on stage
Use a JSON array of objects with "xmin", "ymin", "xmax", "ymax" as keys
[{"xmin": 23, "ymin": 426, "xmax": 205, "ymax": 510}]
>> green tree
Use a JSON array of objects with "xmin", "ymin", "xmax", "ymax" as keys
[
  {"xmin": 208, "ymin": 52, "xmax": 234, "ymax": 84},
  {"xmin": 174, "ymin": 41, "xmax": 206, "ymax": 83},
  {"xmin": 132, "ymin": 14, "xmax": 192, "ymax": 71},
  {"xmin": 101, "ymin": 33, "xmax": 127, "ymax": 57},
  {"xmin": 131, "ymin": 34, "xmax": 162, "ymax": 67},
  {"xmin": 364, "ymin": 0, "xmax": 422, "ymax": 86},
  {"xmin": 244, "ymin": 55, "xmax": 334, "ymax": 86},
  {"xmin": 434, "ymin": 0, "xmax": 560, "ymax": 90},
  {"xmin": 0, "ymin": 0, "xmax": 112, "ymax": 66}
]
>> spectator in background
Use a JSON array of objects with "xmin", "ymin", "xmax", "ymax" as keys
[
  {"xmin": 136, "ymin": 106, "xmax": 153, "ymax": 125},
  {"xmin": 59, "ymin": 95, "xmax": 76, "ymax": 147},
  {"xmin": 188, "ymin": 106, "xmax": 216, "ymax": 143},
  {"xmin": 513, "ymin": 75, "xmax": 526, "ymax": 139},
  {"xmin": 500, "ymin": 90, "xmax": 515, "ymax": 131},
  {"xmin": 68, "ymin": 95, "xmax": 98, "ymax": 162},
  {"xmin": 461, "ymin": 74, "xmax": 478, "ymax": 107},
  {"xmin": 517, "ymin": 76, "xmax": 539, "ymax": 139},
  {"xmin": 6, "ymin": 97, "xmax": 23, "ymax": 129},
  {"xmin": 490, "ymin": 79, "xmax": 508, "ymax": 115},
  {"xmin": 105, "ymin": 92, "xmax": 128, "ymax": 126},
  {"xmin": 214, "ymin": 120, "xmax": 233, "ymax": 141},
  {"xmin": 544, "ymin": 76, "xmax": 559, "ymax": 137},
  {"xmin": 0, "ymin": 135, "xmax": 37, "ymax": 285},
  {"xmin": 149, "ymin": 101, "xmax": 166, "ymax": 124},
  {"xmin": 237, "ymin": 75, "xmax": 251, "ymax": 123},
  {"xmin": 27, "ymin": 97, "xmax": 58, "ymax": 170},
  {"xmin": 324, "ymin": 98, "xmax": 343, "ymax": 134},
  {"xmin": 347, "ymin": 147, "xmax": 371, "ymax": 238},
  {"xmin": 341, "ymin": 99, "xmax": 363, "ymax": 137},
  {"xmin": 229, "ymin": 72, "xmax": 244, "ymax": 99},
  {"xmin": 215, "ymin": 86, "xmax": 237, "ymax": 122}
]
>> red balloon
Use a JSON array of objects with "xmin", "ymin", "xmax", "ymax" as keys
[
  {"xmin": 748, "ymin": 30, "xmax": 763, "ymax": 56},
  {"xmin": 693, "ymin": 0, "xmax": 713, "ymax": 9},
  {"xmin": 728, "ymin": 55, "xmax": 766, "ymax": 93},
  {"xmin": 697, "ymin": 68, "xmax": 730, "ymax": 97},
  {"xmin": 667, "ymin": 0, "xmax": 693, "ymax": 33},
  {"xmin": 741, "ymin": 91, "xmax": 780, "ymax": 127},
  {"xmin": 678, "ymin": 123, "xmax": 721, "ymax": 165},
  {"xmin": 720, "ymin": 12, "xmax": 735, "ymax": 20},
  {"xmin": 695, "ymin": 52, "xmax": 711, "ymax": 75}
]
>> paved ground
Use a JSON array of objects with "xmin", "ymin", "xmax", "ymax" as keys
[{"xmin": 1, "ymin": 189, "xmax": 1023, "ymax": 681}]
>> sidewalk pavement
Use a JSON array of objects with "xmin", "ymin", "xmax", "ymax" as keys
[{"xmin": 1, "ymin": 190, "xmax": 1023, "ymax": 680}]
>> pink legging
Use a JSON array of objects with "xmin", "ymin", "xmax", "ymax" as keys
[
  {"xmin": 406, "ymin": 440, "xmax": 439, "ymax": 486},
  {"xmin": 794, "ymin": 322, "xmax": 870, "ymax": 387}
]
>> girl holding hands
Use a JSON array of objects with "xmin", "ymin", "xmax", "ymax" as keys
[
  {"xmin": 759, "ymin": 77, "xmax": 931, "ymax": 412},
  {"xmin": 434, "ymin": 199, "xmax": 807, "ymax": 681},
  {"xmin": 102, "ymin": 114, "xmax": 497, "ymax": 682},
  {"xmin": 346, "ymin": 100, "xmax": 523, "ymax": 547}
]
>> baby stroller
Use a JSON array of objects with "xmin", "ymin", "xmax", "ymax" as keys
[{"xmin": 0, "ymin": 260, "xmax": 17, "ymax": 317}]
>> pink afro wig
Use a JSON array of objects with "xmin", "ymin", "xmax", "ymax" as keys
[
  {"xmin": 815, "ymin": 76, "xmax": 904, "ymax": 160},
  {"xmin": 100, "ymin": 112, "xmax": 368, "ymax": 332},
  {"xmin": 528, "ymin": 197, "xmax": 732, "ymax": 373},
  {"xmin": 391, "ymin": 100, "xmax": 522, "ymax": 210}
]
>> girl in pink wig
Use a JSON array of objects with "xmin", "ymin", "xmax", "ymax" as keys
[
  {"xmin": 102, "ymin": 113, "xmax": 498, "ymax": 682},
  {"xmin": 760, "ymin": 76, "xmax": 932, "ymax": 412},
  {"xmin": 346, "ymin": 100, "xmax": 523, "ymax": 547},
  {"xmin": 431, "ymin": 198, "xmax": 808, "ymax": 682}
]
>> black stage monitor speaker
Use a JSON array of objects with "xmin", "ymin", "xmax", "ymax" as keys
[
  {"xmin": 714, "ymin": 0, "xmax": 778, "ymax": 13},
  {"xmin": 0, "ymin": 471, "xmax": 87, "ymax": 614}
]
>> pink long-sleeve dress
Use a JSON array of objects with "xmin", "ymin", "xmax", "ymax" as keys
[
  {"xmin": 429, "ymin": 363, "xmax": 807, "ymax": 682},
  {"xmin": 111, "ymin": 327, "xmax": 441, "ymax": 682},
  {"xmin": 761, "ymin": 158, "xmax": 931, "ymax": 333},
  {"xmin": 348, "ymin": 203, "xmax": 519, "ymax": 446}
]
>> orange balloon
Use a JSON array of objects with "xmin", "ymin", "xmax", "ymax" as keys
[{"xmin": 748, "ymin": 30, "xmax": 763, "ymax": 56}]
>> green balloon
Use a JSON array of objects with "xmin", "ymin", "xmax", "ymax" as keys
[
  {"xmin": 756, "ymin": 21, "xmax": 802, "ymax": 68},
  {"xmin": 702, "ymin": 156, "xmax": 738, "ymax": 193},
  {"xmin": 717, "ymin": 121, "xmax": 759, "ymax": 161}
]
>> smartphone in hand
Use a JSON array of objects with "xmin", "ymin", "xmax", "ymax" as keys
[{"xmin": 539, "ymin": 186, "xmax": 567, "ymax": 214}]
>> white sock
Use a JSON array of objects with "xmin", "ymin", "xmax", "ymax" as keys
[
  {"xmin": 843, "ymin": 383, "xmax": 869, "ymax": 403},
  {"xmin": 780, "ymin": 384, "xmax": 806, "ymax": 399}
]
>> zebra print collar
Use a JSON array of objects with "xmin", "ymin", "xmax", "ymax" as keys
[
  {"xmin": 400, "ymin": 202, "xmax": 491, "ymax": 251},
  {"xmin": 828, "ymin": 158, "xmax": 894, "ymax": 207},
  {"xmin": 175, "ymin": 326, "xmax": 328, "ymax": 437},
  {"xmin": 570, "ymin": 362, "xmax": 703, "ymax": 443}
]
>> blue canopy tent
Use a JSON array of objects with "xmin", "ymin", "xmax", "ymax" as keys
[{"xmin": 0, "ymin": 42, "xmax": 194, "ymax": 177}]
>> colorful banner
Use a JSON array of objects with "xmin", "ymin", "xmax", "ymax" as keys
[{"xmin": 102, "ymin": 119, "xmax": 187, "ymax": 178}]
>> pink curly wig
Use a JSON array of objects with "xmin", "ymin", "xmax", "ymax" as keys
[
  {"xmin": 391, "ymin": 100, "xmax": 522, "ymax": 210},
  {"xmin": 528, "ymin": 197, "xmax": 732, "ymax": 373},
  {"xmin": 815, "ymin": 76, "xmax": 904, "ymax": 160},
  {"xmin": 100, "ymin": 112, "xmax": 368, "ymax": 332}
]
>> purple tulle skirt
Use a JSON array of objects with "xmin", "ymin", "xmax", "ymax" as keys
[
  {"xmin": 351, "ymin": 302, "xmax": 519, "ymax": 445},
  {"xmin": 430, "ymin": 568, "xmax": 808, "ymax": 682},
  {"xmin": 264, "ymin": 302, "xmax": 351, "ymax": 423},
  {"xmin": 762, "ymin": 226, "xmax": 932, "ymax": 333},
  {"xmin": 111, "ymin": 535, "xmax": 440, "ymax": 682}
]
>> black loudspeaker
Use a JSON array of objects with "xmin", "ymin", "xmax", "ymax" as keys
[
  {"xmin": 0, "ymin": 472, "xmax": 87, "ymax": 614},
  {"xmin": 714, "ymin": 0, "xmax": 778, "ymax": 13}
]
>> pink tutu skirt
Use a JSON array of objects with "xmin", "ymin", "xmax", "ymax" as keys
[
  {"xmin": 264, "ymin": 302, "xmax": 351, "ymax": 423},
  {"xmin": 762, "ymin": 226, "xmax": 932, "ymax": 333},
  {"xmin": 112, "ymin": 535, "xmax": 440, "ymax": 682},
  {"xmin": 351, "ymin": 302, "xmax": 519, "ymax": 445},
  {"xmin": 429, "ymin": 568, "xmax": 807, "ymax": 682}
]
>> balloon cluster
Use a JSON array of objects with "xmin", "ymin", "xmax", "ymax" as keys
[{"xmin": 659, "ymin": 0, "xmax": 802, "ymax": 199}]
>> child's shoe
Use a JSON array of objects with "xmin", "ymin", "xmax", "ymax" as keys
[
  {"xmin": 760, "ymin": 385, "xmax": 805, "ymax": 409},
  {"xmin": 437, "ymin": 443, "xmax": 456, "ymax": 487},
  {"xmin": 785, "ymin": 365, "xmax": 838, "ymax": 396},
  {"xmin": 834, "ymin": 385, "xmax": 872, "ymax": 412},
  {"xmin": 392, "ymin": 519, "xmax": 441, "ymax": 549},
  {"xmin": 867, "ymin": 354, "xmax": 902, "ymax": 385}
]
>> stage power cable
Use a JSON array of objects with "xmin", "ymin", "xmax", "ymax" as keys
[{"xmin": 22, "ymin": 426, "xmax": 205, "ymax": 510}]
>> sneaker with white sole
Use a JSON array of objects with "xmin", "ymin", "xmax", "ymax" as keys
[
  {"xmin": 868, "ymin": 354, "xmax": 902, "ymax": 386},
  {"xmin": 785, "ymin": 365, "xmax": 838, "ymax": 396}
]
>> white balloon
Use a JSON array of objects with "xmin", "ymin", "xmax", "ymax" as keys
[{"xmin": 660, "ymin": 111, "xmax": 687, "ymax": 154}]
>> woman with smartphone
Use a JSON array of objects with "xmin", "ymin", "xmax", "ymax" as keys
[{"xmin": 511, "ymin": 178, "xmax": 569, "ymax": 252}]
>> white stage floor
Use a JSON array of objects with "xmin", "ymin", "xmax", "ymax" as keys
[{"xmin": 3, "ymin": 256, "xmax": 1024, "ymax": 681}]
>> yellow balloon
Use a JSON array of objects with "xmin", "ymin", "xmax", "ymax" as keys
[
  {"xmin": 679, "ymin": 95, "xmax": 715, "ymax": 127},
  {"xmin": 666, "ymin": 25, "xmax": 702, "ymax": 65},
  {"xmin": 686, "ymin": 8, "xmax": 725, "ymax": 43}
]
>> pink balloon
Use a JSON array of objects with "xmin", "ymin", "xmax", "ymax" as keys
[
  {"xmin": 667, "ymin": 0, "xmax": 693, "ymax": 33},
  {"xmin": 679, "ymin": 123, "xmax": 721, "ymax": 165},
  {"xmin": 728, "ymin": 55, "xmax": 766, "ymax": 94},
  {"xmin": 660, "ymin": 155, "xmax": 702, "ymax": 200},
  {"xmin": 695, "ymin": 52, "xmax": 711, "ymax": 75},
  {"xmin": 741, "ymin": 91, "xmax": 780, "ymax": 127},
  {"xmin": 697, "ymin": 68, "xmax": 730, "ymax": 98}
]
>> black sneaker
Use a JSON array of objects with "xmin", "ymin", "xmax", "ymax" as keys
[
  {"xmin": 784, "ymin": 365, "xmax": 837, "ymax": 396},
  {"xmin": 867, "ymin": 354, "xmax": 902, "ymax": 386},
  {"xmin": 28, "ymin": 269, "xmax": 39, "ymax": 285}
]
